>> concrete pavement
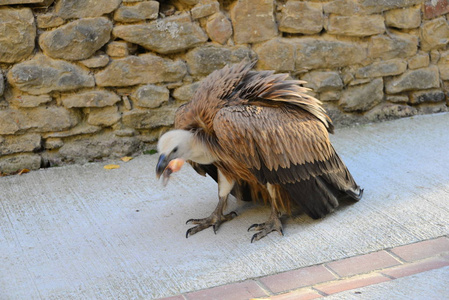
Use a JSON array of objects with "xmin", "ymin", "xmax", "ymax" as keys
[{"xmin": 1, "ymin": 113, "xmax": 448, "ymax": 299}]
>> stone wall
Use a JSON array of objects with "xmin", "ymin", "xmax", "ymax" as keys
[{"xmin": 0, "ymin": 0, "xmax": 448, "ymax": 174}]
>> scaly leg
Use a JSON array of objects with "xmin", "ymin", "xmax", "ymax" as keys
[
  {"xmin": 248, "ymin": 183, "xmax": 284, "ymax": 243},
  {"xmin": 186, "ymin": 170, "xmax": 236, "ymax": 238}
]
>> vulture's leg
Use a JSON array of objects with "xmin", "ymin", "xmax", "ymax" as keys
[
  {"xmin": 248, "ymin": 183, "xmax": 284, "ymax": 243},
  {"xmin": 186, "ymin": 171, "xmax": 236, "ymax": 238}
]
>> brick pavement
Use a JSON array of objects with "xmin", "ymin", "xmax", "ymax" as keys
[{"xmin": 159, "ymin": 236, "xmax": 449, "ymax": 300}]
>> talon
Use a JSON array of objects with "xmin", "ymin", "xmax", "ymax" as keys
[
  {"xmin": 248, "ymin": 212, "xmax": 283, "ymax": 243},
  {"xmin": 184, "ymin": 210, "xmax": 236, "ymax": 238},
  {"xmin": 251, "ymin": 233, "xmax": 257, "ymax": 243},
  {"xmin": 248, "ymin": 223, "xmax": 259, "ymax": 232},
  {"xmin": 186, "ymin": 228, "xmax": 191, "ymax": 238}
]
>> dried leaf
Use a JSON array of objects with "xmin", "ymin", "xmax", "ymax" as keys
[
  {"xmin": 120, "ymin": 156, "xmax": 133, "ymax": 162},
  {"xmin": 104, "ymin": 164, "xmax": 120, "ymax": 170},
  {"xmin": 18, "ymin": 169, "xmax": 30, "ymax": 175}
]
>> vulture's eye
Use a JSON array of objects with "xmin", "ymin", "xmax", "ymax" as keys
[{"xmin": 173, "ymin": 147, "xmax": 178, "ymax": 153}]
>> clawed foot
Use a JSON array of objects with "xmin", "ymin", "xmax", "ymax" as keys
[
  {"xmin": 248, "ymin": 214, "xmax": 284, "ymax": 243},
  {"xmin": 186, "ymin": 211, "xmax": 237, "ymax": 238}
]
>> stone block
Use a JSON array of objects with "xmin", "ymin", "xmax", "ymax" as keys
[
  {"xmin": 355, "ymin": 59, "xmax": 407, "ymax": 78},
  {"xmin": 416, "ymin": 102, "xmax": 448, "ymax": 114},
  {"xmin": 420, "ymin": 17, "xmax": 449, "ymax": 51},
  {"xmin": 430, "ymin": 50, "xmax": 441, "ymax": 63},
  {"xmin": 386, "ymin": 95, "xmax": 409, "ymax": 103},
  {"xmin": 423, "ymin": 0, "xmax": 449, "ymax": 19},
  {"xmin": 279, "ymin": 1, "xmax": 323, "ymax": 34},
  {"xmin": 0, "ymin": 153, "xmax": 42, "ymax": 174},
  {"xmin": 106, "ymin": 42, "xmax": 130, "ymax": 58},
  {"xmin": 113, "ymin": 13, "xmax": 208, "ymax": 54},
  {"xmin": 340, "ymin": 78, "xmax": 384, "ymax": 112},
  {"xmin": 55, "ymin": 0, "xmax": 121, "ymax": 19},
  {"xmin": 173, "ymin": 82, "xmax": 200, "ymax": 102},
  {"xmin": 0, "ymin": 134, "xmax": 41, "ymax": 156},
  {"xmin": 44, "ymin": 138, "xmax": 63, "ymax": 150},
  {"xmin": 0, "ymin": 8, "xmax": 36, "ymax": 63},
  {"xmin": 122, "ymin": 106, "xmax": 178, "ymax": 129},
  {"xmin": 410, "ymin": 89, "xmax": 446, "ymax": 104},
  {"xmin": 365, "ymin": 103, "xmax": 417, "ymax": 122},
  {"xmin": 254, "ymin": 38, "xmax": 295, "ymax": 72},
  {"xmin": 348, "ymin": 78, "xmax": 371, "ymax": 86},
  {"xmin": 231, "ymin": 0, "xmax": 278, "ymax": 44},
  {"xmin": 132, "ymin": 85, "xmax": 170, "ymax": 108},
  {"xmin": 186, "ymin": 44, "xmax": 255, "ymax": 76},
  {"xmin": 358, "ymin": 0, "xmax": 424, "ymax": 13},
  {"xmin": 191, "ymin": 1, "xmax": 220, "ymax": 19},
  {"xmin": 27, "ymin": 107, "xmax": 79, "ymax": 132},
  {"xmin": 87, "ymin": 106, "xmax": 121, "ymax": 127},
  {"xmin": 0, "ymin": 110, "xmax": 21, "ymax": 134},
  {"xmin": 408, "ymin": 53, "xmax": 430, "ymax": 70},
  {"xmin": 384, "ymin": 5, "xmax": 421, "ymax": 29},
  {"xmin": 323, "ymin": 0, "xmax": 362, "ymax": 16},
  {"xmin": 0, "ymin": 107, "xmax": 78, "ymax": 134},
  {"xmin": 438, "ymin": 50, "xmax": 449, "ymax": 80},
  {"xmin": 58, "ymin": 134, "xmax": 140, "ymax": 163},
  {"xmin": 95, "ymin": 54, "xmax": 187, "ymax": 87},
  {"xmin": 113, "ymin": 1, "xmax": 159, "ymax": 22},
  {"xmin": 385, "ymin": 66, "xmax": 440, "ymax": 94},
  {"xmin": 206, "ymin": 12, "xmax": 233, "ymax": 45},
  {"xmin": 301, "ymin": 71, "xmax": 343, "ymax": 93},
  {"xmin": 39, "ymin": 18, "xmax": 112, "ymax": 61},
  {"xmin": 0, "ymin": 0, "xmax": 44, "ymax": 4},
  {"xmin": 7, "ymin": 55, "xmax": 95, "ymax": 95},
  {"xmin": 7, "ymin": 92, "xmax": 52, "ymax": 108},
  {"xmin": 293, "ymin": 38, "xmax": 366, "ymax": 70},
  {"xmin": 62, "ymin": 90, "xmax": 120, "ymax": 108},
  {"xmin": 327, "ymin": 14, "xmax": 385, "ymax": 37},
  {"xmin": 36, "ymin": 13, "xmax": 65, "ymax": 29},
  {"xmin": 319, "ymin": 90, "xmax": 341, "ymax": 101},
  {"xmin": 80, "ymin": 54, "xmax": 110, "ymax": 69},
  {"xmin": 368, "ymin": 33, "xmax": 418, "ymax": 60},
  {"xmin": 43, "ymin": 124, "xmax": 101, "ymax": 138}
]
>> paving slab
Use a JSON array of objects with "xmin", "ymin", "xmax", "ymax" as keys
[
  {"xmin": 1, "ymin": 113, "xmax": 448, "ymax": 299},
  {"xmin": 326, "ymin": 266, "xmax": 449, "ymax": 300}
]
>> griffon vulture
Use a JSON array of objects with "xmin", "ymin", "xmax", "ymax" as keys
[{"xmin": 156, "ymin": 62, "xmax": 363, "ymax": 242}]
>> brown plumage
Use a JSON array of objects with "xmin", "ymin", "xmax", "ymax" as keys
[{"xmin": 156, "ymin": 61, "xmax": 362, "ymax": 242}]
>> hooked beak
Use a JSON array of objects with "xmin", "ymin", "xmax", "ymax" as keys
[
  {"xmin": 156, "ymin": 154, "xmax": 168, "ymax": 179},
  {"xmin": 156, "ymin": 154, "xmax": 186, "ymax": 186}
]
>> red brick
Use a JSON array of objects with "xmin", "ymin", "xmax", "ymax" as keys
[
  {"xmin": 314, "ymin": 273, "xmax": 391, "ymax": 295},
  {"xmin": 158, "ymin": 296, "xmax": 185, "ymax": 300},
  {"xmin": 424, "ymin": 0, "xmax": 449, "ymax": 19},
  {"xmin": 258, "ymin": 265, "xmax": 336, "ymax": 294},
  {"xmin": 270, "ymin": 288, "xmax": 322, "ymax": 300},
  {"xmin": 390, "ymin": 237, "xmax": 449, "ymax": 262},
  {"xmin": 382, "ymin": 256, "xmax": 449, "ymax": 279},
  {"xmin": 185, "ymin": 280, "xmax": 267, "ymax": 300},
  {"xmin": 325, "ymin": 251, "xmax": 400, "ymax": 277}
]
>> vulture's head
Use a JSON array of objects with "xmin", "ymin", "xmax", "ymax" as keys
[{"xmin": 156, "ymin": 130, "xmax": 192, "ymax": 186}]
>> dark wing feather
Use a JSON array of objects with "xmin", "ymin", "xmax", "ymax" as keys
[{"xmin": 213, "ymin": 105, "xmax": 362, "ymax": 218}]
